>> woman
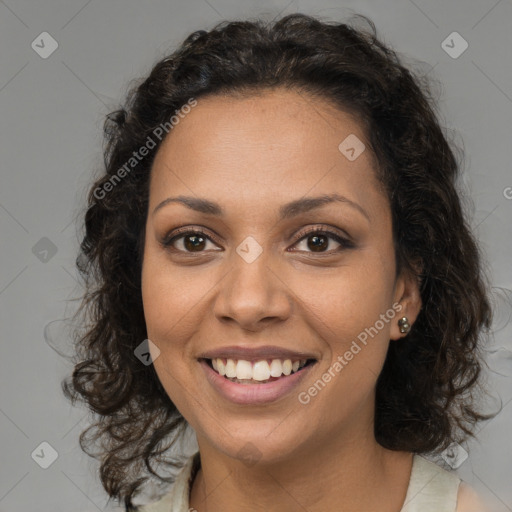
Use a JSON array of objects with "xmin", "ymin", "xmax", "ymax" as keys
[{"xmin": 64, "ymin": 13, "xmax": 493, "ymax": 511}]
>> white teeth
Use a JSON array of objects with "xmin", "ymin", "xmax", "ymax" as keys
[
  {"xmin": 252, "ymin": 361, "xmax": 271, "ymax": 381},
  {"xmin": 269, "ymin": 359, "xmax": 283, "ymax": 377},
  {"xmin": 217, "ymin": 359, "xmax": 226, "ymax": 376},
  {"xmin": 225, "ymin": 359, "xmax": 237, "ymax": 378},
  {"xmin": 236, "ymin": 360, "xmax": 253, "ymax": 380},
  {"xmin": 210, "ymin": 357, "xmax": 310, "ymax": 380}
]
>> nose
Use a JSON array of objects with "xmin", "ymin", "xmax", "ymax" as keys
[{"xmin": 212, "ymin": 248, "xmax": 292, "ymax": 331}]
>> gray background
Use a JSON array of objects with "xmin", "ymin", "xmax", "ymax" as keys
[{"xmin": 1, "ymin": 0, "xmax": 511, "ymax": 510}]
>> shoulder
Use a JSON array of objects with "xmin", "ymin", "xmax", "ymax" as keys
[
  {"xmin": 136, "ymin": 451, "xmax": 200, "ymax": 512},
  {"xmin": 455, "ymin": 482, "xmax": 490, "ymax": 512},
  {"xmin": 406, "ymin": 456, "xmax": 490, "ymax": 512},
  {"xmin": 401, "ymin": 455, "xmax": 460, "ymax": 511}
]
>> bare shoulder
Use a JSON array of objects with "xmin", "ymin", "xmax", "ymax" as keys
[{"xmin": 456, "ymin": 482, "xmax": 490, "ymax": 512}]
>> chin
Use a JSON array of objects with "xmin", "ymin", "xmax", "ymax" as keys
[{"xmin": 201, "ymin": 420, "xmax": 310, "ymax": 466}]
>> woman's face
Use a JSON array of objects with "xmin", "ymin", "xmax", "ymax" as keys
[{"xmin": 141, "ymin": 88, "xmax": 421, "ymax": 464}]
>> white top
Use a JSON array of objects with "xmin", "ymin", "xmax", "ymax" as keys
[{"xmin": 137, "ymin": 452, "xmax": 461, "ymax": 511}]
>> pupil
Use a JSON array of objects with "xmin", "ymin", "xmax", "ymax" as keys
[
  {"xmin": 185, "ymin": 235, "xmax": 206, "ymax": 251},
  {"xmin": 308, "ymin": 234, "xmax": 327, "ymax": 252}
]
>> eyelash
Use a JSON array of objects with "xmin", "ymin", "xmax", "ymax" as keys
[{"xmin": 161, "ymin": 225, "xmax": 354, "ymax": 255}]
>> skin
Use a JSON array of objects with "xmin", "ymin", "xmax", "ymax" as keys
[
  {"xmin": 141, "ymin": 87, "xmax": 427, "ymax": 511},
  {"xmin": 456, "ymin": 483, "xmax": 491, "ymax": 511}
]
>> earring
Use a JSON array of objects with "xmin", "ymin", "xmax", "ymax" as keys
[{"xmin": 398, "ymin": 317, "xmax": 411, "ymax": 334}]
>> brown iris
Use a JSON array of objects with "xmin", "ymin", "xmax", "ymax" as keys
[
  {"xmin": 184, "ymin": 234, "xmax": 207, "ymax": 251},
  {"xmin": 307, "ymin": 234, "xmax": 329, "ymax": 252}
]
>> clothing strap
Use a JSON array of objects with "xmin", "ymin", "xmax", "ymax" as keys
[{"xmin": 400, "ymin": 455, "xmax": 461, "ymax": 512}]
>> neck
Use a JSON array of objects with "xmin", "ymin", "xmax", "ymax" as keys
[{"xmin": 189, "ymin": 425, "xmax": 413, "ymax": 512}]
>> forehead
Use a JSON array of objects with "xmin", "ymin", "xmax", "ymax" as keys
[{"xmin": 149, "ymin": 88, "xmax": 384, "ymax": 216}]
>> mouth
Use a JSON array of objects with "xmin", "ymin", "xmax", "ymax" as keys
[{"xmin": 200, "ymin": 357, "xmax": 317, "ymax": 385}]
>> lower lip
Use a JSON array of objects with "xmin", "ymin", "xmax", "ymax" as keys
[{"xmin": 200, "ymin": 359, "xmax": 316, "ymax": 405}]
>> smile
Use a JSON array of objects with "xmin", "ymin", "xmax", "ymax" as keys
[
  {"xmin": 205, "ymin": 357, "xmax": 315, "ymax": 384},
  {"xmin": 200, "ymin": 357, "xmax": 318, "ymax": 405}
]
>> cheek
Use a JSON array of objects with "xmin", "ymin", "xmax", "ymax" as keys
[
  {"xmin": 141, "ymin": 251, "xmax": 212, "ymax": 345},
  {"xmin": 290, "ymin": 253, "xmax": 395, "ymax": 390},
  {"xmin": 296, "ymin": 255, "xmax": 395, "ymax": 335},
  {"xmin": 297, "ymin": 280, "xmax": 393, "ymax": 419},
  {"xmin": 141, "ymin": 255, "xmax": 201, "ymax": 414}
]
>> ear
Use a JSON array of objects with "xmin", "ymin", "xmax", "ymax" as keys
[{"xmin": 390, "ymin": 262, "xmax": 423, "ymax": 341}]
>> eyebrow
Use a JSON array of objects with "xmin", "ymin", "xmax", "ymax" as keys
[{"xmin": 152, "ymin": 193, "xmax": 370, "ymax": 222}]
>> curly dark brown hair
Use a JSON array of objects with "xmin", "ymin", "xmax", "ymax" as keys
[{"xmin": 62, "ymin": 12, "xmax": 494, "ymax": 510}]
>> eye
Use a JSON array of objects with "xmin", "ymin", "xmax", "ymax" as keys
[
  {"xmin": 161, "ymin": 228, "xmax": 221, "ymax": 253},
  {"xmin": 291, "ymin": 226, "xmax": 353, "ymax": 253},
  {"xmin": 161, "ymin": 225, "xmax": 353, "ymax": 255}
]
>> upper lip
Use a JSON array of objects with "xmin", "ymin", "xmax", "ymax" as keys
[{"xmin": 198, "ymin": 345, "xmax": 318, "ymax": 362}]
